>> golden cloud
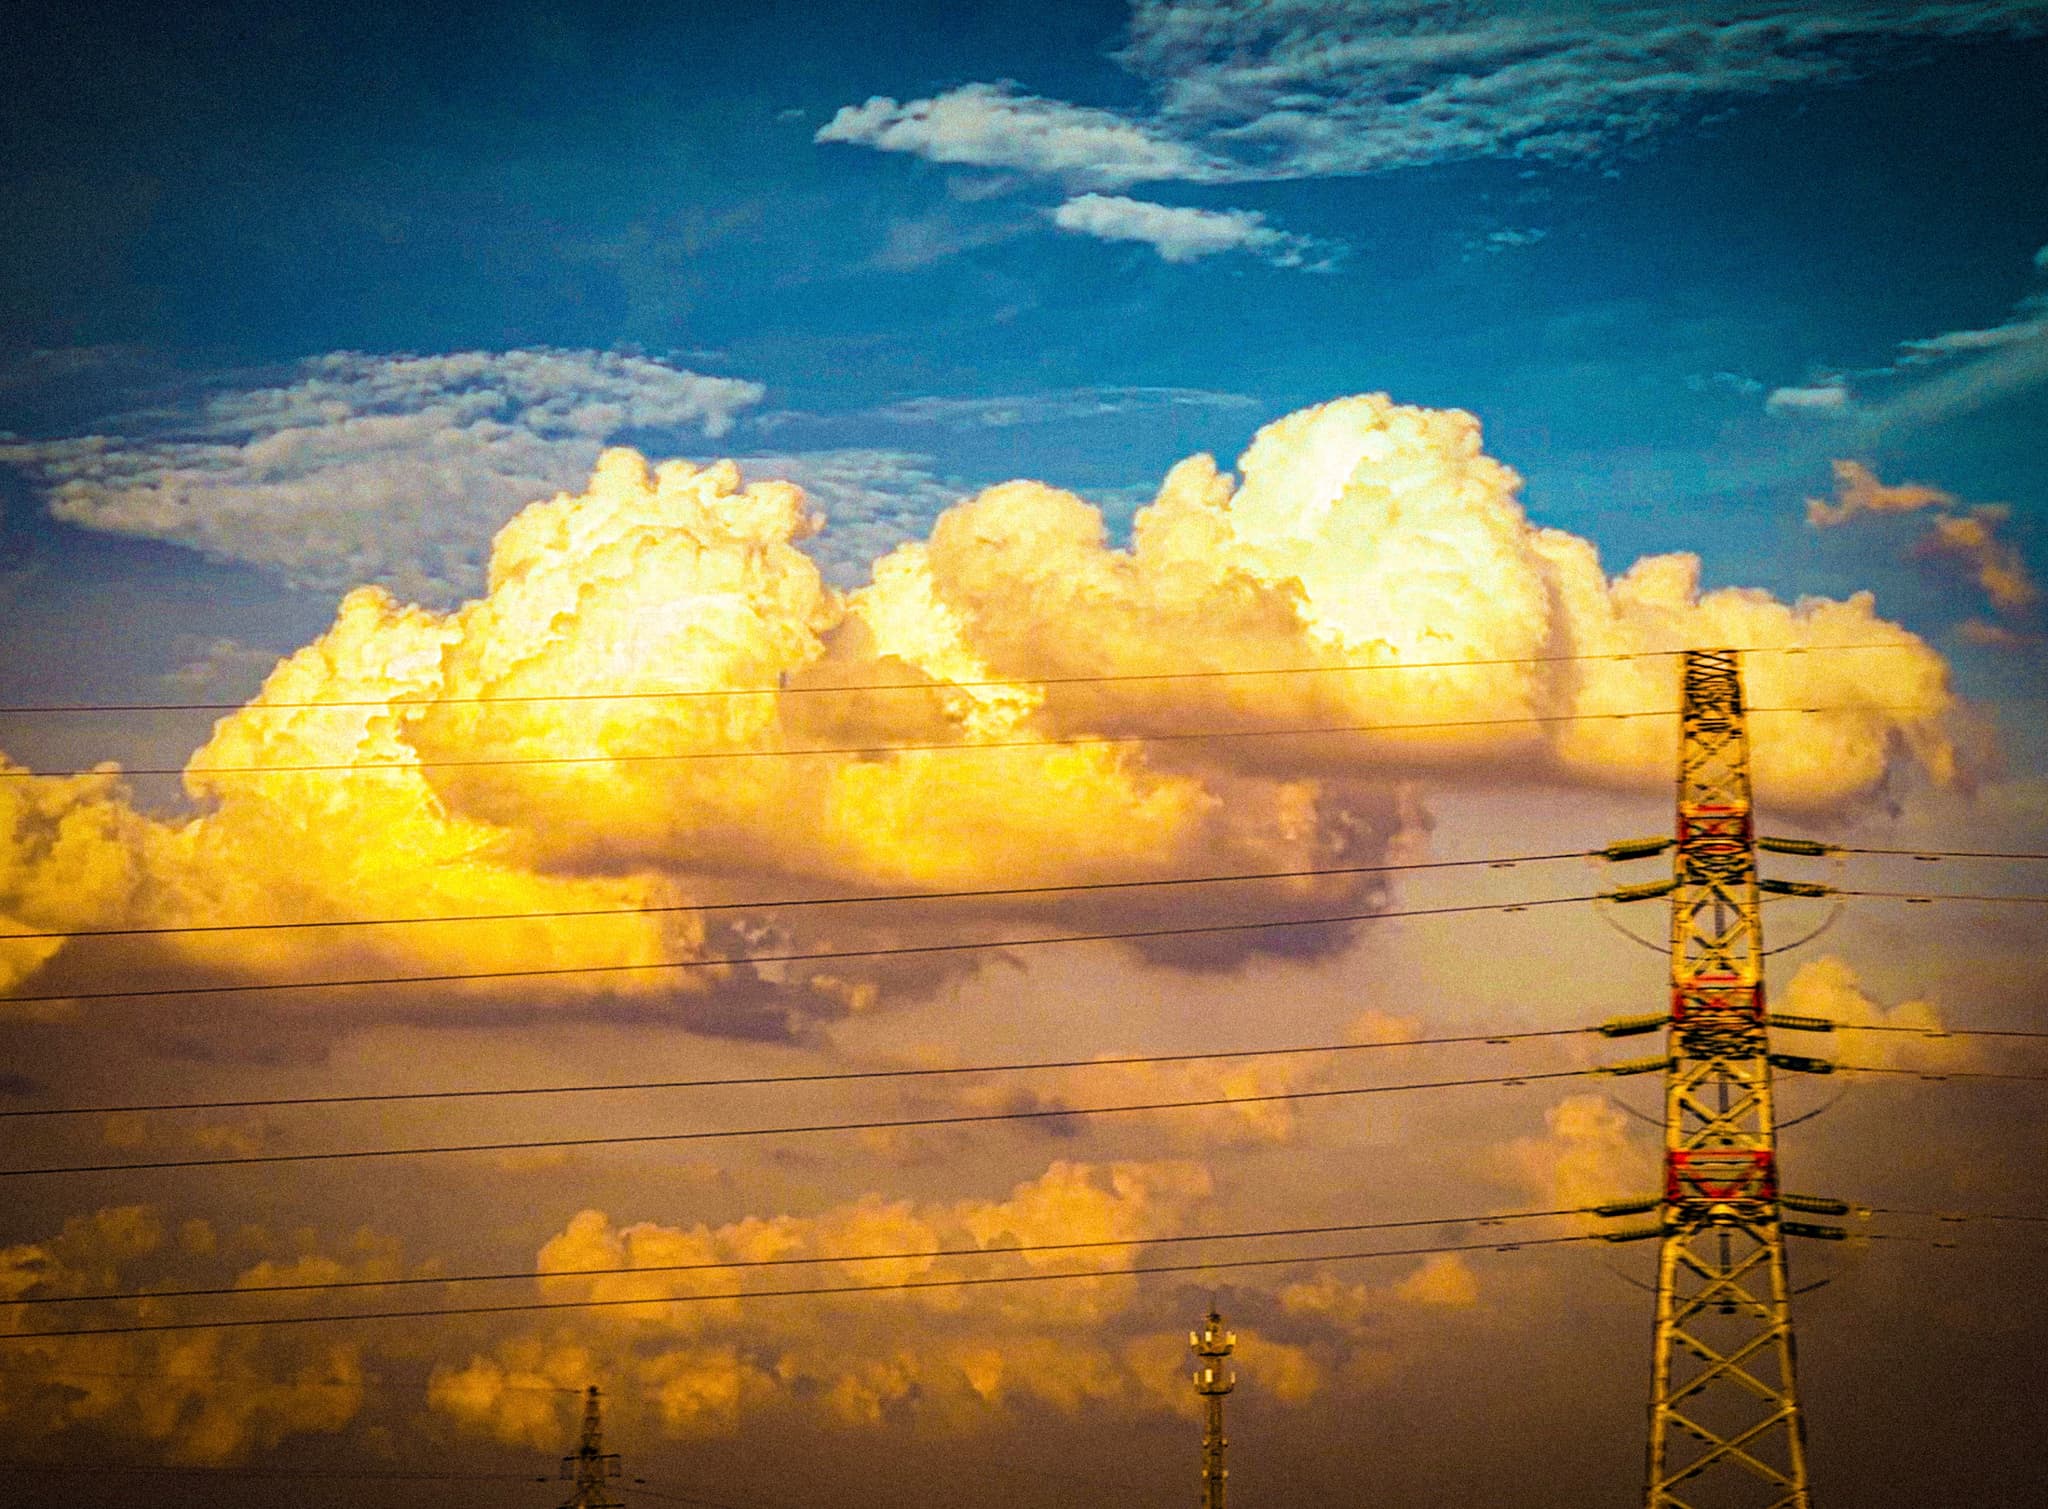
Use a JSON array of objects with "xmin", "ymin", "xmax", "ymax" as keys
[{"xmin": 2, "ymin": 395, "xmax": 1961, "ymax": 1021}]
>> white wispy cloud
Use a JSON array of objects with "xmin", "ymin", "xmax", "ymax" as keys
[
  {"xmin": 815, "ymin": 81, "xmax": 1221, "ymax": 187},
  {"xmin": 824, "ymin": 3, "xmax": 2048, "ymax": 184},
  {"xmin": 754, "ymin": 385, "xmax": 1260, "ymax": 435},
  {"xmin": 858, "ymin": 386, "xmax": 1259, "ymax": 428},
  {"xmin": 1051, "ymin": 192, "xmax": 1336, "ymax": 266},
  {"xmin": 0, "ymin": 350, "xmax": 766, "ymax": 603},
  {"xmin": 1767, "ymin": 254, "xmax": 2048, "ymax": 426},
  {"xmin": 1765, "ymin": 382, "xmax": 1854, "ymax": 416}
]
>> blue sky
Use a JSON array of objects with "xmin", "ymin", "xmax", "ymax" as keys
[{"xmin": 5, "ymin": 0, "xmax": 2046, "ymax": 686}]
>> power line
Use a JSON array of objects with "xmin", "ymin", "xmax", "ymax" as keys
[
  {"xmin": 9, "ymin": 1203, "xmax": 2038, "ymax": 1328},
  {"xmin": 0, "ymin": 702, "xmax": 1964, "ymax": 781},
  {"xmin": 0, "ymin": 1461, "xmax": 549, "ymax": 1484},
  {"xmin": 5, "ymin": 1206, "xmax": 1584, "ymax": 1309},
  {"xmin": 0, "ymin": 847, "xmax": 1593, "ymax": 944},
  {"xmin": 12, "ymin": 884, "xmax": 2039, "ymax": 1012},
  {"xmin": 1862, "ymin": 1207, "xmax": 2048, "ymax": 1223},
  {"xmin": 0, "ymin": 1233, "xmax": 1598, "ymax": 1342},
  {"xmin": 0, "ymin": 890, "xmax": 1601, "ymax": 1007},
  {"xmin": 1838, "ymin": 1024, "xmax": 2048, "ymax": 1039},
  {"xmin": 0, "ymin": 1362, "xmax": 576, "ymax": 1394},
  {"xmin": 0, "ymin": 641, "xmax": 1917, "ymax": 717},
  {"xmin": 21, "ymin": 1017, "xmax": 2047, "ymax": 1124},
  {"xmin": 1836, "ymin": 889, "xmax": 2048, "ymax": 906},
  {"xmin": 0, "ymin": 1067, "xmax": 1596, "ymax": 1179},
  {"xmin": 1842, "ymin": 1065, "xmax": 2048, "ymax": 1084},
  {"xmin": 0, "ymin": 1027, "xmax": 1586, "ymax": 1121},
  {"xmin": 9, "ymin": 862, "xmax": 2034, "ymax": 953},
  {"xmin": 1823, "ymin": 846, "xmax": 2048, "ymax": 862}
]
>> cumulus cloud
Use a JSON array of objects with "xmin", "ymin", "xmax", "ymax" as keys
[
  {"xmin": 0, "ymin": 1206, "xmax": 375, "ymax": 1463},
  {"xmin": 0, "ymin": 350, "xmax": 766, "ymax": 603},
  {"xmin": 426, "ymin": 1158, "xmax": 1342, "ymax": 1441},
  {"xmin": 814, "ymin": 82, "xmax": 1221, "ymax": 187},
  {"xmin": 1501, "ymin": 1094, "xmax": 1650, "ymax": 1211},
  {"xmin": 1051, "ymin": 193, "xmax": 1336, "ymax": 267},
  {"xmin": 1806, "ymin": 459, "xmax": 2039, "ymax": 621},
  {"xmin": 0, "ymin": 394, "xmax": 1961, "ymax": 1031},
  {"xmin": 1777, "ymin": 954, "xmax": 1973, "ymax": 1069},
  {"xmin": 822, "ymin": 4, "xmax": 2048, "ymax": 184}
]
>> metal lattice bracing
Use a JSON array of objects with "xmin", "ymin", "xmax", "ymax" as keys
[
  {"xmin": 561, "ymin": 1385, "xmax": 626, "ymax": 1509},
  {"xmin": 1646, "ymin": 650, "xmax": 1811, "ymax": 1509},
  {"xmin": 1192, "ymin": 1309, "xmax": 1236, "ymax": 1509}
]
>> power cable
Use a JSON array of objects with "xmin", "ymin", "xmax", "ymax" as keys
[
  {"xmin": 0, "ymin": 890, "xmax": 1602, "ymax": 1007},
  {"xmin": 0, "ymin": 1026, "xmax": 1587, "ymax": 1121},
  {"xmin": 11, "ymin": 885, "xmax": 2040, "ymax": 1012},
  {"xmin": 1837, "ymin": 1024, "xmax": 2048, "ymax": 1039},
  {"xmin": 5, "ymin": 1206, "xmax": 1584, "ymax": 1309},
  {"xmin": 0, "ymin": 702, "xmax": 1966, "ymax": 781},
  {"xmin": 1822, "ymin": 846, "xmax": 2048, "ymax": 862},
  {"xmin": 0, "ymin": 847, "xmax": 1593, "ymax": 944},
  {"xmin": 1835, "ymin": 889, "xmax": 2048, "ymax": 906},
  {"xmin": 0, "ymin": 1460, "xmax": 549, "ymax": 1484},
  {"xmin": 0, "ymin": 641, "xmax": 1917, "ymax": 717},
  {"xmin": 1841, "ymin": 1065, "xmax": 2048, "ymax": 1083},
  {"xmin": 0, "ymin": 1232, "xmax": 1598, "ymax": 1342},
  {"xmin": 0, "ymin": 1067, "xmax": 1595, "ymax": 1180},
  {"xmin": 22, "ymin": 839, "xmax": 2021, "ymax": 949},
  {"xmin": 1862, "ymin": 1207, "xmax": 2048, "ymax": 1223}
]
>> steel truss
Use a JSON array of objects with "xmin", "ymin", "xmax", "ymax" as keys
[{"xmin": 1646, "ymin": 649, "xmax": 1811, "ymax": 1509}]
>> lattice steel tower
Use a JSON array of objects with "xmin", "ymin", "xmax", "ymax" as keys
[
  {"xmin": 1644, "ymin": 649, "xmax": 1809, "ymax": 1507},
  {"xmin": 560, "ymin": 1385, "xmax": 625, "ymax": 1509},
  {"xmin": 1192, "ymin": 1308, "xmax": 1236, "ymax": 1509}
]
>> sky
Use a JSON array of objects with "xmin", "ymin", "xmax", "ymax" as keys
[{"xmin": 1, "ymin": 2, "xmax": 2046, "ymax": 1505}]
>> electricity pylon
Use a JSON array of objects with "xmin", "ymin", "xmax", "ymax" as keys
[
  {"xmin": 1594, "ymin": 650, "xmax": 1848, "ymax": 1509},
  {"xmin": 1192, "ymin": 1308, "xmax": 1236, "ymax": 1509},
  {"xmin": 560, "ymin": 1385, "xmax": 625, "ymax": 1509}
]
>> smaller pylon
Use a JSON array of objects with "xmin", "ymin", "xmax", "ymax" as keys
[
  {"xmin": 1192, "ymin": 1308, "xmax": 1236, "ymax": 1509},
  {"xmin": 560, "ymin": 1385, "xmax": 625, "ymax": 1509}
]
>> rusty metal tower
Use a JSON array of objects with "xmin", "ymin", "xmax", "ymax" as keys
[
  {"xmin": 560, "ymin": 1385, "xmax": 625, "ymax": 1509},
  {"xmin": 1192, "ymin": 1308, "xmax": 1236, "ymax": 1509},
  {"xmin": 1595, "ymin": 649, "xmax": 1845, "ymax": 1508}
]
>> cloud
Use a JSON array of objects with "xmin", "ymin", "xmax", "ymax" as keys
[
  {"xmin": 1805, "ymin": 458, "xmax": 1954, "ymax": 527},
  {"xmin": 849, "ymin": 387, "xmax": 1260, "ymax": 430},
  {"xmin": 1478, "ymin": 227, "xmax": 1547, "ymax": 252},
  {"xmin": 1769, "ymin": 248, "xmax": 2048, "ymax": 426},
  {"xmin": 1897, "ymin": 295, "xmax": 2048, "ymax": 361},
  {"xmin": 1051, "ymin": 193, "xmax": 1336, "ymax": 267},
  {"xmin": 1501, "ymin": 1094, "xmax": 1650, "ymax": 1211},
  {"xmin": 1686, "ymin": 370, "xmax": 1766, "ymax": 397},
  {"xmin": 1806, "ymin": 459, "xmax": 2039, "ymax": 619},
  {"xmin": 725, "ymin": 448, "xmax": 966, "ymax": 585},
  {"xmin": 431, "ymin": 1160, "xmax": 1257, "ymax": 1439},
  {"xmin": 0, "ymin": 395, "xmax": 1962, "ymax": 1027},
  {"xmin": 0, "ymin": 1206, "xmax": 374, "ymax": 1464},
  {"xmin": 0, "ymin": 350, "xmax": 767, "ymax": 604},
  {"xmin": 815, "ymin": 82, "xmax": 1222, "ymax": 188},
  {"xmin": 823, "ymin": 4, "xmax": 2048, "ymax": 184},
  {"xmin": 1918, "ymin": 507, "xmax": 2039, "ymax": 613},
  {"xmin": 1777, "ymin": 954, "xmax": 1974, "ymax": 1069},
  {"xmin": 1765, "ymin": 383, "xmax": 1853, "ymax": 416}
]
